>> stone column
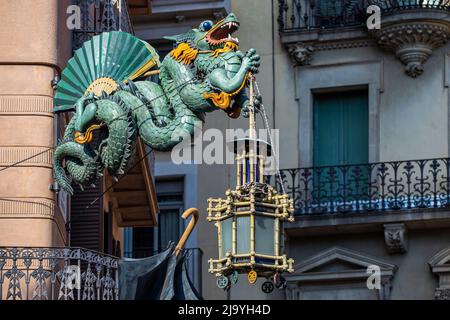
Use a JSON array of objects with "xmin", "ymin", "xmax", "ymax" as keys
[{"xmin": 0, "ymin": 0, "xmax": 72, "ymax": 247}]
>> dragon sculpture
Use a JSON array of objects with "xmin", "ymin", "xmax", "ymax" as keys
[{"xmin": 53, "ymin": 13, "xmax": 261, "ymax": 195}]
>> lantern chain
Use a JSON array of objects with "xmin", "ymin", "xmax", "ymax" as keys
[{"xmin": 253, "ymin": 79, "xmax": 287, "ymax": 196}]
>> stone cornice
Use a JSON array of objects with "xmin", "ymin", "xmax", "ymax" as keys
[
  {"xmin": 313, "ymin": 39, "xmax": 376, "ymax": 51},
  {"xmin": 286, "ymin": 207, "xmax": 450, "ymax": 236}
]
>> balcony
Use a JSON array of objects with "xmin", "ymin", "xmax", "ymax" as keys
[
  {"xmin": 278, "ymin": 0, "xmax": 365, "ymax": 32},
  {"xmin": 0, "ymin": 247, "xmax": 202, "ymax": 300},
  {"xmin": 0, "ymin": 247, "xmax": 118, "ymax": 300},
  {"xmin": 73, "ymin": 0, "xmax": 134, "ymax": 51},
  {"xmin": 278, "ymin": 0, "xmax": 450, "ymax": 76},
  {"xmin": 268, "ymin": 158, "xmax": 450, "ymax": 234},
  {"xmin": 278, "ymin": 0, "xmax": 450, "ymax": 32}
]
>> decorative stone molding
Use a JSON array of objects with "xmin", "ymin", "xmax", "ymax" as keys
[
  {"xmin": 287, "ymin": 42, "xmax": 314, "ymax": 66},
  {"xmin": 0, "ymin": 95, "xmax": 53, "ymax": 116},
  {"xmin": 0, "ymin": 147, "xmax": 53, "ymax": 168},
  {"xmin": 384, "ymin": 223, "xmax": 407, "ymax": 254},
  {"xmin": 285, "ymin": 247, "xmax": 397, "ymax": 300},
  {"xmin": 0, "ymin": 198, "xmax": 55, "ymax": 218},
  {"xmin": 370, "ymin": 23, "xmax": 449, "ymax": 78},
  {"xmin": 313, "ymin": 39, "xmax": 376, "ymax": 51},
  {"xmin": 435, "ymin": 288, "xmax": 450, "ymax": 300},
  {"xmin": 429, "ymin": 247, "xmax": 450, "ymax": 300}
]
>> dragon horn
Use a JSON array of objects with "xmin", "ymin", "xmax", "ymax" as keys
[{"xmin": 163, "ymin": 35, "xmax": 178, "ymax": 42}]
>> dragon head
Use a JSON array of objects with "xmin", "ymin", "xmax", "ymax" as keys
[{"xmin": 164, "ymin": 13, "xmax": 240, "ymax": 51}]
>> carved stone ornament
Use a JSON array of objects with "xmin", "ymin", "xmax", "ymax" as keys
[
  {"xmin": 370, "ymin": 23, "xmax": 449, "ymax": 78},
  {"xmin": 435, "ymin": 288, "xmax": 450, "ymax": 300},
  {"xmin": 287, "ymin": 42, "xmax": 314, "ymax": 66},
  {"xmin": 384, "ymin": 223, "xmax": 407, "ymax": 254},
  {"xmin": 428, "ymin": 247, "xmax": 450, "ymax": 300}
]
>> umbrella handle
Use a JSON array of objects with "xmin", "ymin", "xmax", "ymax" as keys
[{"xmin": 175, "ymin": 208, "xmax": 199, "ymax": 257}]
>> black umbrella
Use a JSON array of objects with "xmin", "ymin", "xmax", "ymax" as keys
[{"xmin": 118, "ymin": 209, "xmax": 202, "ymax": 300}]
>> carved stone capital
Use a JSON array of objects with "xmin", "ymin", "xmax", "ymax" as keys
[
  {"xmin": 287, "ymin": 42, "xmax": 314, "ymax": 66},
  {"xmin": 384, "ymin": 223, "xmax": 408, "ymax": 254},
  {"xmin": 370, "ymin": 23, "xmax": 449, "ymax": 78}
]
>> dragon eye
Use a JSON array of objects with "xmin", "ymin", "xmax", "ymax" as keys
[{"xmin": 200, "ymin": 20, "xmax": 213, "ymax": 31}]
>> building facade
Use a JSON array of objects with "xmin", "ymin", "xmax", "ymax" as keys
[
  {"xmin": 0, "ymin": 0, "xmax": 159, "ymax": 300},
  {"xmin": 134, "ymin": 0, "xmax": 450, "ymax": 300},
  {"xmin": 1, "ymin": 0, "xmax": 449, "ymax": 301}
]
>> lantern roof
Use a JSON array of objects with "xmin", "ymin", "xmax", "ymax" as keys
[{"xmin": 227, "ymin": 137, "xmax": 272, "ymax": 156}]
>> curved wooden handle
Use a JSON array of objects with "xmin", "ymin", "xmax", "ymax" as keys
[{"xmin": 175, "ymin": 208, "xmax": 199, "ymax": 257}]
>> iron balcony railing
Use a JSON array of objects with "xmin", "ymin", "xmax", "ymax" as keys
[
  {"xmin": 267, "ymin": 158, "xmax": 450, "ymax": 215},
  {"xmin": 0, "ymin": 247, "xmax": 203, "ymax": 300},
  {"xmin": 0, "ymin": 247, "xmax": 118, "ymax": 300},
  {"xmin": 278, "ymin": 0, "xmax": 450, "ymax": 32},
  {"xmin": 366, "ymin": 0, "xmax": 450, "ymax": 14},
  {"xmin": 72, "ymin": 0, "xmax": 134, "ymax": 51}
]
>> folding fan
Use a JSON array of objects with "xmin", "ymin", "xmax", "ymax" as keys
[{"xmin": 54, "ymin": 31, "xmax": 160, "ymax": 112}]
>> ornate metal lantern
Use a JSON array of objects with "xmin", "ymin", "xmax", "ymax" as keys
[{"xmin": 207, "ymin": 79, "xmax": 295, "ymax": 293}]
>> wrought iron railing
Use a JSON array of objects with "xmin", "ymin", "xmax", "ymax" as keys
[
  {"xmin": 267, "ymin": 158, "xmax": 450, "ymax": 215},
  {"xmin": 365, "ymin": 0, "xmax": 450, "ymax": 14},
  {"xmin": 278, "ymin": 0, "xmax": 450, "ymax": 32},
  {"xmin": 278, "ymin": 0, "xmax": 364, "ymax": 31},
  {"xmin": 0, "ymin": 247, "xmax": 118, "ymax": 300},
  {"xmin": 72, "ymin": 0, "xmax": 134, "ymax": 51}
]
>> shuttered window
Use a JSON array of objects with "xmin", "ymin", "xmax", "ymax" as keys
[
  {"xmin": 156, "ymin": 178, "xmax": 184, "ymax": 252},
  {"xmin": 313, "ymin": 90, "xmax": 369, "ymax": 167},
  {"xmin": 70, "ymin": 184, "xmax": 103, "ymax": 251},
  {"xmin": 124, "ymin": 177, "xmax": 185, "ymax": 257},
  {"xmin": 313, "ymin": 90, "xmax": 369, "ymax": 198}
]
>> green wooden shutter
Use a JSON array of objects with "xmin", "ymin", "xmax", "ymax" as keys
[
  {"xmin": 313, "ymin": 90, "xmax": 368, "ymax": 167},
  {"xmin": 313, "ymin": 91, "xmax": 369, "ymax": 201}
]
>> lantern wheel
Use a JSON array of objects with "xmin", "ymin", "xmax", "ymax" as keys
[
  {"xmin": 229, "ymin": 270, "xmax": 239, "ymax": 285},
  {"xmin": 247, "ymin": 270, "xmax": 258, "ymax": 284},
  {"xmin": 275, "ymin": 275, "xmax": 287, "ymax": 289},
  {"xmin": 261, "ymin": 281, "xmax": 274, "ymax": 294},
  {"xmin": 217, "ymin": 275, "xmax": 229, "ymax": 289}
]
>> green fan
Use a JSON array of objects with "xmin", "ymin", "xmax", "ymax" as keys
[{"xmin": 54, "ymin": 31, "xmax": 160, "ymax": 113}]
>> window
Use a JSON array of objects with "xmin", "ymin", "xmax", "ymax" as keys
[
  {"xmin": 313, "ymin": 90, "xmax": 369, "ymax": 200},
  {"xmin": 313, "ymin": 89, "xmax": 369, "ymax": 167},
  {"xmin": 124, "ymin": 177, "xmax": 184, "ymax": 258},
  {"xmin": 156, "ymin": 177, "xmax": 184, "ymax": 252}
]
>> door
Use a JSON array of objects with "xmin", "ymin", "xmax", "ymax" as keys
[{"xmin": 313, "ymin": 90, "xmax": 369, "ymax": 207}]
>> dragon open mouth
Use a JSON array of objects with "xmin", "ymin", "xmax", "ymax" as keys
[{"xmin": 206, "ymin": 20, "xmax": 240, "ymax": 46}]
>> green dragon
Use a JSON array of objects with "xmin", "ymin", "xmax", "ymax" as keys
[{"xmin": 53, "ymin": 13, "xmax": 261, "ymax": 195}]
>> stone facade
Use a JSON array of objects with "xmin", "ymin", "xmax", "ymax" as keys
[
  {"xmin": 0, "ymin": 0, "xmax": 73, "ymax": 247},
  {"xmin": 130, "ymin": 0, "xmax": 450, "ymax": 300}
]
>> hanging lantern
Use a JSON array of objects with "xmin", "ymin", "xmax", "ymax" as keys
[{"xmin": 207, "ymin": 78, "xmax": 295, "ymax": 293}]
